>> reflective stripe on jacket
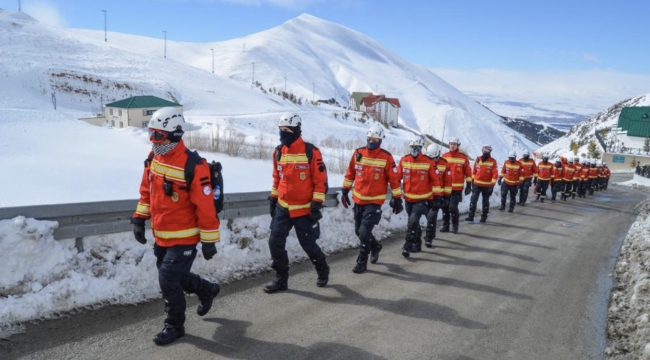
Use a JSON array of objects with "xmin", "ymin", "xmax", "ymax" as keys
[
  {"xmin": 518, "ymin": 158, "xmax": 538, "ymax": 179},
  {"xmin": 537, "ymin": 161, "xmax": 553, "ymax": 181},
  {"xmin": 563, "ymin": 164, "xmax": 576, "ymax": 181}
]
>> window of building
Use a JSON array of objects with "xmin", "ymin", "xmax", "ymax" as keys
[
  {"xmin": 118, "ymin": 109, "xmax": 122, "ymax": 116},
  {"xmin": 111, "ymin": 120, "xmax": 115, "ymax": 127},
  {"xmin": 145, "ymin": 109, "xmax": 155, "ymax": 116},
  {"xmin": 119, "ymin": 121, "xmax": 123, "ymax": 128},
  {"xmin": 109, "ymin": 108, "xmax": 113, "ymax": 115},
  {"xmin": 142, "ymin": 121, "xmax": 148, "ymax": 128}
]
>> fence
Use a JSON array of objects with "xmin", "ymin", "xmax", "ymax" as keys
[
  {"xmin": 0, "ymin": 188, "xmax": 342, "ymax": 251},
  {"xmin": 595, "ymin": 129, "xmax": 608, "ymax": 153}
]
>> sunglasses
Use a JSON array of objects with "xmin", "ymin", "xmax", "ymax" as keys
[{"xmin": 148, "ymin": 128, "xmax": 167, "ymax": 143}]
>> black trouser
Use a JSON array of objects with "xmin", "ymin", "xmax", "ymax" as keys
[
  {"xmin": 604, "ymin": 178, "xmax": 609, "ymax": 190},
  {"xmin": 599, "ymin": 178, "xmax": 606, "ymax": 190},
  {"xmin": 155, "ymin": 244, "xmax": 210, "ymax": 329},
  {"xmin": 442, "ymin": 190, "xmax": 462, "ymax": 228},
  {"xmin": 580, "ymin": 180, "xmax": 589, "ymax": 196},
  {"xmin": 572, "ymin": 180, "xmax": 580, "ymax": 197},
  {"xmin": 405, "ymin": 200, "xmax": 428, "ymax": 245},
  {"xmin": 588, "ymin": 179, "xmax": 595, "ymax": 195},
  {"xmin": 269, "ymin": 205, "xmax": 324, "ymax": 277},
  {"xmin": 551, "ymin": 180, "xmax": 564, "ymax": 200},
  {"xmin": 468, "ymin": 184, "xmax": 491, "ymax": 218},
  {"xmin": 563, "ymin": 181, "xmax": 573, "ymax": 198},
  {"xmin": 501, "ymin": 183, "xmax": 517, "ymax": 210},
  {"xmin": 536, "ymin": 179, "xmax": 549, "ymax": 200},
  {"xmin": 518, "ymin": 178, "xmax": 532, "ymax": 204},
  {"xmin": 425, "ymin": 197, "xmax": 444, "ymax": 241},
  {"xmin": 353, "ymin": 203, "xmax": 382, "ymax": 263}
]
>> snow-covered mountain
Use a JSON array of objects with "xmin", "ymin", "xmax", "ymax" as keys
[
  {"xmin": 1, "ymin": 10, "xmax": 535, "ymax": 152},
  {"xmin": 538, "ymin": 94, "xmax": 650, "ymax": 159}
]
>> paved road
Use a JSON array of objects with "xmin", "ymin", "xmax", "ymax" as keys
[{"xmin": 1, "ymin": 180, "xmax": 645, "ymax": 360}]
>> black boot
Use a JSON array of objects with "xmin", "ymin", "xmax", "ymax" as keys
[
  {"xmin": 465, "ymin": 214, "xmax": 474, "ymax": 222},
  {"xmin": 499, "ymin": 204, "xmax": 505, "ymax": 211},
  {"xmin": 264, "ymin": 274, "xmax": 288, "ymax": 293},
  {"xmin": 197, "ymin": 281, "xmax": 221, "ymax": 316},
  {"xmin": 479, "ymin": 214, "xmax": 487, "ymax": 223},
  {"xmin": 424, "ymin": 238, "xmax": 433, "ymax": 247},
  {"xmin": 310, "ymin": 253, "xmax": 329, "ymax": 287},
  {"xmin": 411, "ymin": 241, "xmax": 422, "ymax": 253},
  {"xmin": 153, "ymin": 324, "xmax": 185, "ymax": 345},
  {"xmin": 452, "ymin": 225, "xmax": 458, "ymax": 234},
  {"xmin": 353, "ymin": 251, "xmax": 368, "ymax": 273},
  {"xmin": 439, "ymin": 225, "xmax": 450, "ymax": 233},
  {"xmin": 401, "ymin": 242, "xmax": 411, "ymax": 258},
  {"xmin": 370, "ymin": 240, "xmax": 382, "ymax": 264}
]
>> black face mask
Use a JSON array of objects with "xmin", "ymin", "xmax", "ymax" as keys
[
  {"xmin": 481, "ymin": 152, "xmax": 490, "ymax": 161},
  {"xmin": 523, "ymin": 155, "xmax": 530, "ymax": 160},
  {"xmin": 279, "ymin": 126, "xmax": 301, "ymax": 146}
]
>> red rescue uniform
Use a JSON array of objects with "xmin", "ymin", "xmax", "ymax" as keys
[
  {"xmin": 519, "ymin": 158, "xmax": 538, "ymax": 180},
  {"xmin": 430, "ymin": 157, "xmax": 452, "ymax": 197},
  {"xmin": 398, "ymin": 153, "xmax": 438, "ymax": 202},
  {"xmin": 343, "ymin": 147, "xmax": 402, "ymax": 205},
  {"xmin": 134, "ymin": 140, "xmax": 220, "ymax": 247},
  {"xmin": 537, "ymin": 161, "xmax": 553, "ymax": 181},
  {"xmin": 500, "ymin": 160, "xmax": 524, "ymax": 186},
  {"xmin": 472, "ymin": 156, "xmax": 499, "ymax": 187},
  {"xmin": 442, "ymin": 149, "xmax": 472, "ymax": 191},
  {"xmin": 270, "ymin": 138, "xmax": 328, "ymax": 218}
]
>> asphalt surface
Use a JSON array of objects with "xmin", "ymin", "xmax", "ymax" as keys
[{"xmin": 1, "ymin": 174, "xmax": 645, "ymax": 360}]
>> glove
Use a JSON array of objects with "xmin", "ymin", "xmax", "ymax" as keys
[
  {"xmin": 533, "ymin": 177, "xmax": 538, "ymax": 185},
  {"xmin": 131, "ymin": 218, "xmax": 147, "ymax": 245},
  {"xmin": 341, "ymin": 189, "xmax": 351, "ymax": 209},
  {"xmin": 268, "ymin": 196, "xmax": 278, "ymax": 218},
  {"xmin": 488, "ymin": 186, "xmax": 494, "ymax": 197},
  {"xmin": 389, "ymin": 197, "xmax": 404, "ymax": 215},
  {"xmin": 310, "ymin": 201, "xmax": 323, "ymax": 223},
  {"xmin": 498, "ymin": 178, "xmax": 503, "ymax": 186},
  {"xmin": 201, "ymin": 242, "xmax": 217, "ymax": 260},
  {"xmin": 464, "ymin": 182, "xmax": 472, "ymax": 196}
]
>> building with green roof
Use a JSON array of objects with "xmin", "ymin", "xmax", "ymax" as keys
[{"xmin": 80, "ymin": 95, "xmax": 182, "ymax": 128}]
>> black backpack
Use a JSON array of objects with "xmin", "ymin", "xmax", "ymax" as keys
[{"xmin": 146, "ymin": 149, "xmax": 224, "ymax": 215}]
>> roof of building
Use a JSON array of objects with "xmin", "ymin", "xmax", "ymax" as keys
[
  {"xmin": 361, "ymin": 94, "xmax": 401, "ymax": 108},
  {"xmin": 105, "ymin": 96, "xmax": 181, "ymax": 109},
  {"xmin": 350, "ymin": 92, "xmax": 372, "ymax": 106},
  {"xmin": 618, "ymin": 107, "xmax": 650, "ymax": 137}
]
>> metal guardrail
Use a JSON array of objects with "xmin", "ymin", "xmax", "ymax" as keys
[
  {"xmin": 595, "ymin": 129, "xmax": 608, "ymax": 153},
  {"xmin": 0, "ymin": 188, "xmax": 342, "ymax": 249}
]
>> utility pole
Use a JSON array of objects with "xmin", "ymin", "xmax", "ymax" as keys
[
  {"xmin": 18, "ymin": 0, "xmax": 21, "ymax": 11},
  {"xmin": 334, "ymin": 87, "xmax": 337, "ymax": 105},
  {"xmin": 162, "ymin": 30, "xmax": 167, "ymax": 58},
  {"xmin": 283, "ymin": 73, "xmax": 286, "ymax": 92},
  {"xmin": 102, "ymin": 10, "xmax": 107, "ymax": 42},
  {"xmin": 210, "ymin": 48, "xmax": 214, "ymax": 73},
  {"xmin": 312, "ymin": 82, "xmax": 315, "ymax": 102},
  {"xmin": 251, "ymin": 62, "xmax": 255, "ymax": 85}
]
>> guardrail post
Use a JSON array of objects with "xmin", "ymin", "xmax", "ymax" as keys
[{"xmin": 75, "ymin": 237, "xmax": 84, "ymax": 252}]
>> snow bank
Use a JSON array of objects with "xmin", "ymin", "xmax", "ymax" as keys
[{"xmin": 606, "ymin": 197, "xmax": 650, "ymax": 359}]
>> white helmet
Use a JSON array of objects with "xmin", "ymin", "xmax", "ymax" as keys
[
  {"xmin": 448, "ymin": 137, "xmax": 460, "ymax": 145},
  {"xmin": 367, "ymin": 124, "xmax": 385, "ymax": 139},
  {"xmin": 603, "ymin": 162, "xmax": 607, "ymax": 166},
  {"xmin": 148, "ymin": 107, "xmax": 185, "ymax": 131},
  {"xmin": 508, "ymin": 150, "xmax": 516, "ymax": 158},
  {"xmin": 554, "ymin": 158, "xmax": 561, "ymax": 164},
  {"xmin": 523, "ymin": 150, "xmax": 530, "ymax": 156},
  {"xmin": 482, "ymin": 144, "xmax": 492, "ymax": 152},
  {"xmin": 278, "ymin": 113, "xmax": 302, "ymax": 127},
  {"xmin": 597, "ymin": 161, "xmax": 603, "ymax": 167},
  {"xmin": 426, "ymin": 144, "xmax": 441, "ymax": 158},
  {"xmin": 409, "ymin": 137, "xmax": 425, "ymax": 147},
  {"xmin": 567, "ymin": 156, "xmax": 574, "ymax": 163},
  {"xmin": 542, "ymin": 153, "xmax": 549, "ymax": 160}
]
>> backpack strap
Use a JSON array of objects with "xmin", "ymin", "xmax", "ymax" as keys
[
  {"xmin": 144, "ymin": 151, "xmax": 154, "ymax": 168},
  {"xmin": 184, "ymin": 149, "xmax": 203, "ymax": 190},
  {"xmin": 305, "ymin": 142, "xmax": 314, "ymax": 164},
  {"xmin": 275, "ymin": 144, "xmax": 283, "ymax": 162}
]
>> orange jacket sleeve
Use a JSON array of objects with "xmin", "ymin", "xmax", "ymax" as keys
[
  {"xmin": 310, "ymin": 147, "xmax": 328, "ymax": 203},
  {"xmin": 270, "ymin": 148, "xmax": 280, "ymax": 199},
  {"xmin": 343, "ymin": 151, "xmax": 357, "ymax": 190},
  {"xmin": 386, "ymin": 155, "xmax": 402, "ymax": 199},
  {"xmin": 134, "ymin": 154, "xmax": 153, "ymax": 220},
  {"xmin": 188, "ymin": 161, "xmax": 221, "ymax": 243}
]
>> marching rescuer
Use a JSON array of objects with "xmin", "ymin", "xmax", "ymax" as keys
[
  {"xmin": 424, "ymin": 144, "xmax": 451, "ymax": 247},
  {"xmin": 341, "ymin": 124, "xmax": 403, "ymax": 273},
  {"xmin": 397, "ymin": 136, "xmax": 438, "ymax": 258},
  {"xmin": 465, "ymin": 145, "xmax": 498, "ymax": 223},
  {"xmin": 440, "ymin": 137, "xmax": 472, "ymax": 234},
  {"xmin": 265, "ymin": 114, "xmax": 330, "ymax": 293},
  {"xmin": 498, "ymin": 151, "xmax": 523, "ymax": 213},
  {"xmin": 131, "ymin": 107, "xmax": 221, "ymax": 345}
]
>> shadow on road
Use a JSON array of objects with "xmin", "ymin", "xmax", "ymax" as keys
[
  {"xmin": 467, "ymin": 232, "xmax": 557, "ymax": 250},
  {"xmin": 417, "ymin": 251, "xmax": 545, "ymax": 276},
  {"xmin": 183, "ymin": 317, "xmax": 386, "ymax": 360},
  {"xmin": 434, "ymin": 238, "xmax": 540, "ymax": 263},
  {"xmin": 369, "ymin": 263, "xmax": 533, "ymax": 300},
  {"xmin": 290, "ymin": 284, "xmax": 488, "ymax": 330}
]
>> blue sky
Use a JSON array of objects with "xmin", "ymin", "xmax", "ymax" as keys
[{"xmin": 2, "ymin": 0, "xmax": 649, "ymax": 114}]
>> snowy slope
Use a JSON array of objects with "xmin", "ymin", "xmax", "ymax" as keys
[{"xmin": 538, "ymin": 94, "xmax": 650, "ymax": 159}]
